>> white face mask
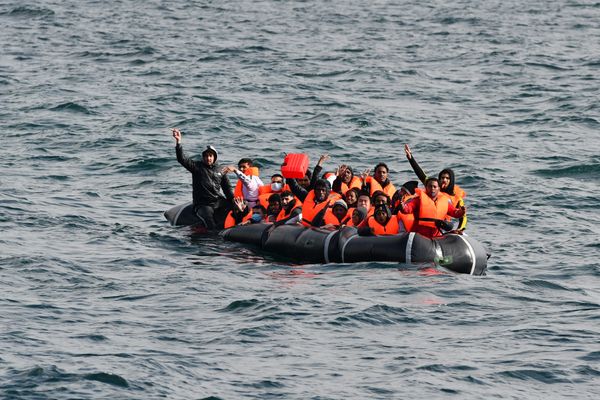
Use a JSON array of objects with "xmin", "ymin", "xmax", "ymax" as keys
[{"xmin": 271, "ymin": 182, "xmax": 283, "ymax": 191}]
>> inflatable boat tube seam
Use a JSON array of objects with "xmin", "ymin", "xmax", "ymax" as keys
[
  {"xmin": 323, "ymin": 230, "xmax": 337, "ymax": 263},
  {"xmin": 340, "ymin": 234, "xmax": 359, "ymax": 263},
  {"xmin": 456, "ymin": 234, "xmax": 477, "ymax": 275},
  {"xmin": 405, "ymin": 232, "xmax": 415, "ymax": 264}
]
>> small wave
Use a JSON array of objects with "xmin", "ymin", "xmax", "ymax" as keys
[
  {"xmin": 532, "ymin": 163, "xmax": 600, "ymax": 180},
  {"xmin": 221, "ymin": 298, "xmax": 260, "ymax": 312},
  {"xmin": 1, "ymin": 6, "xmax": 55, "ymax": 18},
  {"xmin": 525, "ymin": 62, "xmax": 569, "ymax": 71},
  {"xmin": 49, "ymin": 102, "xmax": 94, "ymax": 115},
  {"xmin": 497, "ymin": 368, "xmax": 569, "ymax": 383},
  {"xmin": 293, "ymin": 70, "xmax": 351, "ymax": 78}
]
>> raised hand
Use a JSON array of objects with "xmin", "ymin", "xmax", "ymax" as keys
[
  {"xmin": 404, "ymin": 144, "xmax": 412, "ymax": 159},
  {"xmin": 171, "ymin": 128, "xmax": 182, "ymax": 144},
  {"xmin": 317, "ymin": 154, "xmax": 330, "ymax": 167}
]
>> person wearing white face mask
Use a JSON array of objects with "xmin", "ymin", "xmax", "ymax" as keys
[{"xmin": 257, "ymin": 174, "xmax": 287, "ymax": 209}]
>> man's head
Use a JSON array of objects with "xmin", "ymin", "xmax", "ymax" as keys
[
  {"xmin": 267, "ymin": 193, "xmax": 282, "ymax": 215},
  {"xmin": 342, "ymin": 166, "xmax": 353, "ymax": 184},
  {"xmin": 425, "ymin": 177, "xmax": 440, "ymax": 199},
  {"xmin": 357, "ymin": 191, "xmax": 371, "ymax": 210},
  {"xmin": 438, "ymin": 168, "xmax": 455, "ymax": 193},
  {"xmin": 251, "ymin": 204, "xmax": 267, "ymax": 222},
  {"xmin": 297, "ymin": 170, "xmax": 312, "ymax": 189},
  {"xmin": 371, "ymin": 190, "xmax": 390, "ymax": 208},
  {"xmin": 373, "ymin": 162, "xmax": 389, "ymax": 184},
  {"xmin": 374, "ymin": 204, "xmax": 391, "ymax": 225},
  {"xmin": 202, "ymin": 146, "xmax": 218, "ymax": 166},
  {"xmin": 280, "ymin": 190, "xmax": 294, "ymax": 208},
  {"xmin": 270, "ymin": 174, "xmax": 284, "ymax": 192},
  {"xmin": 313, "ymin": 179, "xmax": 331, "ymax": 202},
  {"xmin": 345, "ymin": 188, "xmax": 359, "ymax": 206},
  {"xmin": 237, "ymin": 158, "xmax": 253, "ymax": 173}
]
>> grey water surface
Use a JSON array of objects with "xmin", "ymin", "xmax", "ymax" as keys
[{"xmin": 1, "ymin": 0, "xmax": 599, "ymax": 398}]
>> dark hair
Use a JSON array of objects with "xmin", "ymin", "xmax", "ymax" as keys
[
  {"xmin": 425, "ymin": 177, "xmax": 439, "ymax": 187},
  {"xmin": 252, "ymin": 204, "xmax": 267, "ymax": 213},
  {"xmin": 374, "ymin": 162, "xmax": 389, "ymax": 172},
  {"xmin": 304, "ymin": 169, "xmax": 312, "ymax": 179},
  {"xmin": 371, "ymin": 190, "xmax": 390, "ymax": 205},
  {"xmin": 314, "ymin": 178, "xmax": 331, "ymax": 190},
  {"xmin": 438, "ymin": 168, "xmax": 455, "ymax": 195},
  {"xmin": 271, "ymin": 173, "xmax": 284, "ymax": 180},
  {"xmin": 238, "ymin": 158, "xmax": 253, "ymax": 167},
  {"xmin": 357, "ymin": 190, "xmax": 371, "ymax": 200},
  {"xmin": 280, "ymin": 190, "xmax": 293, "ymax": 198},
  {"xmin": 268, "ymin": 193, "xmax": 281, "ymax": 203}
]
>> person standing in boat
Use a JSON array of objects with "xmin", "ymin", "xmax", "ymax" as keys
[
  {"xmin": 400, "ymin": 177, "xmax": 465, "ymax": 238},
  {"xmin": 171, "ymin": 128, "xmax": 233, "ymax": 229}
]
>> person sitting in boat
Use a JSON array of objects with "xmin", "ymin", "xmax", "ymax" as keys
[
  {"xmin": 258, "ymin": 174, "xmax": 287, "ymax": 208},
  {"xmin": 221, "ymin": 158, "xmax": 264, "ymax": 209},
  {"xmin": 249, "ymin": 204, "xmax": 267, "ymax": 224},
  {"xmin": 400, "ymin": 177, "xmax": 466, "ymax": 238},
  {"xmin": 171, "ymin": 128, "xmax": 233, "ymax": 229},
  {"xmin": 347, "ymin": 206, "xmax": 368, "ymax": 227},
  {"xmin": 392, "ymin": 181, "xmax": 420, "ymax": 232},
  {"xmin": 404, "ymin": 144, "xmax": 467, "ymax": 231},
  {"xmin": 274, "ymin": 190, "xmax": 302, "ymax": 226},
  {"xmin": 362, "ymin": 162, "xmax": 397, "ymax": 198},
  {"xmin": 287, "ymin": 177, "xmax": 341, "ymax": 227},
  {"xmin": 297, "ymin": 169, "xmax": 312, "ymax": 190},
  {"xmin": 372, "ymin": 190, "xmax": 391, "ymax": 208},
  {"xmin": 332, "ymin": 165, "xmax": 362, "ymax": 195},
  {"xmin": 224, "ymin": 197, "xmax": 251, "ymax": 228},
  {"xmin": 265, "ymin": 193, "xmax": 282, "ymax": 222},
  {"xmin": 360, "ymin": 204, "xmax": 399, "ymax": 236},
  {"xmin": 322, "ymin": 199, "xmax": 351, "ymax": 230}
]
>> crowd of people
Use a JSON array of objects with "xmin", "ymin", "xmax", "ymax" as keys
[{"xmin": 171, "ymin": 128, "xmax": 467, "ymax": 238}]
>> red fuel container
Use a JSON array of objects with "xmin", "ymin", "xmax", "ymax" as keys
[{"xmin": 281, "ymin": 153, "xmax": 309, "ymax": 179}]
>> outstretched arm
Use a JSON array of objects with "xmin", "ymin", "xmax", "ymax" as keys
[
  {"xmin": 404, "ymin": 144, "xmax": 428, "ymax": 185},
  {"xmin": 286, "ymin": 177, "xmax": 308, "ymax": 202},
  {"xmin": 172, "ymin": 128, "xmax": 196, "ymax": 173}
]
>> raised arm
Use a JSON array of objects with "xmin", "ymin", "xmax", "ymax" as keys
[
  {"xmin": 172, "ymin": 128, "xmax": 196, "ymax": 173},
  {"xmin": 404, "ymin": 144, "xmax": 428, "ymax": 185},
  {"xmin": 286, "ymin": 177, "xmax": 308, "ymax": 202}
]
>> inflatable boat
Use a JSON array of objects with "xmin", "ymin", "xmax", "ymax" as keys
[
  {"xmin": 165, "ymin": 202, "xmax": 489, "ymax": 275},
  {"xmin": 222, "ymin": 223, "xmax": 488, "ymax": 275}
]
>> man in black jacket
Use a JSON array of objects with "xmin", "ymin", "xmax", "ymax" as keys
[{"xmin": 171, "ymin": 128, "xmax": 233, "ymax": 229}]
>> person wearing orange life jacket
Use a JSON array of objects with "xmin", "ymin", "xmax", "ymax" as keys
[
  {"xmin": 391, "ymin": 181, "xmax": 420, "ymax": 232},
  {"xmin": 287, "ymin": 176, "xmax": 341, "ymax": 227},
  {"xmin": 265, "ymin": 193, "xmax": 282, "ymax": 223},
  {"xmin": 322, "ymin": 199, "xmax": 351, "ymax": 230},
  {"xmin": 221, "ymin": 158, "xmax": 264, "ymax": 208},
  {"xmin": 332, "ymin": 164, "xmax": 362, "ymax": 195},
  {"xmin": 274, "ymin": 190, "xmax": 302, "ymax": 226},
  {"xmin": 404, "ymin": 144, "xmax": 467, "ymax": 231},
  {"xmin": 258, "ymin": 174, "xmax": 289, "ymax": 208},
  {"xmin": 354, "ymin": 191, "xmax": 374, "ymax": 228},
  {"xmin": 362, "ymin": 162, "xmax": 397, "ymax": 198},
  {"xmin": 360, "ymin": 204, "xmax": 399, "ymax": 236},
  {"xmin": 400, "ymin": 177, "xmax": 466, "ymax": 238},
  {"xmin": 347, "ymin": 206, "xmax": 368, "ymax": 227},
  {"xmin": 224, "ymin": 197, "xmax": 252, "ymax": 228}
]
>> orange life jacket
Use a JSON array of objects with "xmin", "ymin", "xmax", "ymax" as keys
[
  {"xmin": 397, "ymin": 212, "xmax": 415, "ymax": 232},
  {"xmin": 323, "ymin": 208, "xmax": 351, "ymax": 226},
  {"xmin": 367, "ymin": 215, "xmax": 399, "ymax": 235},
  {"xmin": 301, "ymin": 191, "xmax": 341, "ymax": 227},
  {"xmin": 339, "ymin": 176, "xmax": 363, "ymax": 195},
  {"xmin": 445, "ymin": 184, "xmax": 466, "ymax": 208},
  {"xmin": 365, "ymin": 176, "xmax": 396, "ymax": 198},
  {"xmin": 418, "ymin": 191, "xmax": 450, "ymax": 229},
  {"xmin": 224, "ymin": 210, "xmax": 252, "ymax": 228},
  {"xmin": 275, "ymin": 205, "xmax": 301, "ymax": 222},
  {"xmin": 257, "ymin": 183, "xmax": 292, "ymax": 208},
  {"xmin": 234, "ymin": 167, "xmax": 260, "ymax": 198}
]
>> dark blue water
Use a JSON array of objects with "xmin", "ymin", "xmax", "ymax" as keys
[{"xmin": 1, "ymin": 0, "xmax": 599, "ymax": 398}]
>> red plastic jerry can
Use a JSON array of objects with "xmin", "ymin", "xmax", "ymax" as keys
[{"xmin": 281, "ymin": 153, "xmax": 309, "ymax": 179}]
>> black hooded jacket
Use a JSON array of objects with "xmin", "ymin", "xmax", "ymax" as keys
[{"xmin": 176, "ymin": 144, "xmax": 234, "ymax": 207}]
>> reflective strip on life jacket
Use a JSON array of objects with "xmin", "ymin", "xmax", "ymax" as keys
[{"xmin": 418, "ymin": 191, "xmax": 449, "ymax": 229}]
